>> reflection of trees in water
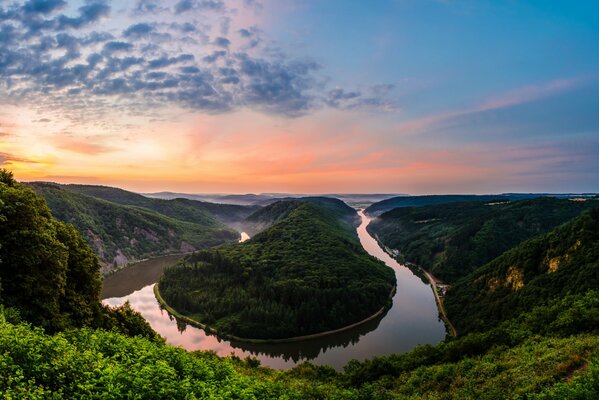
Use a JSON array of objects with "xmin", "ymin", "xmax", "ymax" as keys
[
  {"xmin": 176, "ymin": 318, "xmax": 187, "ymax": 334},
  {"xmin": 164, "ymin": 302, "xmax": 391, "ymax": 363},
  {"xmin": 232, "ymin": 307, "xmax": 390, "ymax": 362}
]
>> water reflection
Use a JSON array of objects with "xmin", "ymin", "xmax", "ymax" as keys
[{"xmin": 102, "ymin": 210, "xmax": 446, "ymax": 370}]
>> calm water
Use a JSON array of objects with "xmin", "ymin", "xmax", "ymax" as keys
[{"xmin": 102, "ymin": 211, "xmax": 446, "ymax": 370}]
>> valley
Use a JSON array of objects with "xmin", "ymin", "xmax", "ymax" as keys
[
  {"xmin": 1, "ymin": 171, "xmax": 598, "ymax": 398},
  {"xmin": 101, "ymin": 210, "xmax": 446, "ymax": 369}
]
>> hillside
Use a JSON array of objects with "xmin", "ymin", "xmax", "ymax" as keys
[
  {"xmin": 444, "ymin": 205, "xmax": 599, "ymax": 335},
  {"xmin": 365, "ymin": 194, "xmax": 511, "ymax": 215},
  {"xmin": 158, "ymin": 200, "xmax": 396, "ymax": 339},
  {"xmin": 55, "ymin": 183, "xmax": 260, "ymax": 225},
  {"xmin": 242, "ymin": 196, "xmax": 359, "ymax": 235},
  {"xmin": 367, "ymin": 197, "xmax": 598, "ymax": 282},
  {"xmin": 29, "ymin": 183, "xmax": 238, "ymax": 273},
  {"xmin": 0, "ymin": 170, "xmax": 159, "ymax": 337}
]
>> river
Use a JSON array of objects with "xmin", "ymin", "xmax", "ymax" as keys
[{"xmin": 102, "ymin": 210, "xmax": 446, "ymax": 370}]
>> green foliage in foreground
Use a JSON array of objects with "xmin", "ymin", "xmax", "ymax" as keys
[
  {"xmin": 445, "ymin": 206, "xmax": 599, "ymax": 335},
  {"xmin": 0, "ymin": 172, "xmax": 158, "ymax": 338},
  {"xmin": 341, "ymin": 291, "xmax": 599, "ymax": 387},
  {"xmin": 367, "ymin": 197, "xmax": 596, "ymax": 283},
  {"xmin": 159, "ymin": 201, "xmax": 396, "ymax": 339},
  {"xmin": 29, "ymin": 182, "xmax": 238, "ymax": 273},
  {"xmin": 1, "ymin": 292, "xmax": 598, "ymax": 399}
]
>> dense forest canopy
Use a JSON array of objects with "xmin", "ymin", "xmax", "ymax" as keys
[
  {"xmin": 29, "ymin": 182, "xmax": 240, "ymax": 273},
  {"xmin": 0, "ymin": 170, "xmax": 157, "ymax": 337},
  {"xmin": 365, "ymin": 194, "xmax": 513, "ymax": 215},
  {"xmin": 159, "ymin": 200, "xmax": 396, "ymax": 339},
  {"xmin": 444, "ymin": 206, "xmax": 599, "ymax": 335},
  {"xmin": 367, "ymin": 197, "xmax": 598, "ymax": 282},
  {"xmin": 241, "ymin": 196, "xmax": 359, "ymax": 235}
]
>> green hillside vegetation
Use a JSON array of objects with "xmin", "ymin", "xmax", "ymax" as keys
[
  {"xmin": 242, "ymin": 197, "xmax": 359, "ymax": 235},
  {"xmin": 365, "ymin": 194, "xmax": 512, "ymax": 215},
  {"xmin": 29, "ymin": 182, "xmax": 238, "ymax": 273},
  {"xmin": 0, "ymin": 170, "xmax": 157, "ymax": 337},
  {"xmin": 58, "ymin": 183, "xmax": 260, "ymax": 225},
  {"xmin": 338, "ymin": 290, "xmax": 599, "ymax": 398},
  {"xmin": 1, "ymin": 169, "xmax": 598, "ymax": 398},
  {"xmin": 444, "ymin": 205, "xmax": 599, "ymax": 335},
  {"xmin": 367, "ymin": 197, "xmax": 597, "ymax": 282},
  {"xmin": 1, "ymin": 290, "xmax": 598, "ymax": 399},
  {"xmin": 158, "ymin": 200, "xmax": 395, "ymax": 339}
]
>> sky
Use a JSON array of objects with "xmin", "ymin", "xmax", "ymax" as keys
[{"xmin": 0, "ymin": 0, "xmax": 598, "ymax": 194}]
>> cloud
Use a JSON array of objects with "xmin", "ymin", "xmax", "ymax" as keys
[
  {"xmin": 102, "ymin": 41, "xmax": 133, "ymax": 54},
  {"xmin": 236, "ymin": 54, "xmax": 321, "ymax": 116},
  {"xmin": 0, "ymin": 152, "xmax": 41, "ymax": 166},
  {"xmin": 123, "ymin": 22, "xmax": 154, "ymax": 38},
  {"xmin": 325, "ymin": 84, "xmax": 397, "ymax": 111},
  {"xmin": 174, "ymin": 0, "xmax": 224, "ymax": 14},
  {"xmin": 213, "ymin": 36, "xmax": 230, "ymax": 48},
  {"xmin": 147, "ymin": 54, "xmax": 194, "ymax": 68},
  {"xmin": 0, "ymin": 0, "xmax": 394, "ymax": 119},
  {"xmin": 55, "ymin": 136, "xmax": 115, "ymax": 155},
  {"xmin": 57, "ymin": 1, "xmax": 110, "ymax": 30},
  {"xmin": 202, "ymin": 50, "xmax": 226, "ymax": 63},
  {"xmin": 132, "ymin": 0, "xmax": 165, "ymax": 15},
  {"xmin": 22, "ymin": 0, "xmax": 66, "ymax": 15}
]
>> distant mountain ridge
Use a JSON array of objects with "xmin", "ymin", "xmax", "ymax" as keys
[
  {"xmin": 365, "ymin": 193, "xmax": 598, "ymax": 215},
  {"xmin": 145, "ymin": 191, "xmax": 400, "ymax": 207}
]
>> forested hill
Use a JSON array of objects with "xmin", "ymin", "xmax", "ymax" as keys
[
  {"xmin": 52, "ymin": 183, "xmax": 260, "ymax": 225},
  {"xmin": 159, "ymin": 200, "xmax": 396, "ymax": 339},
  {"xmin": 242, "ymin": 196, "xmax": 358, "ymax": 235},
  {"xmin": 29, "ymin": 182, "xmax": 238, "ymax": 273},
  {"xmin": 445, "ymin": 205, "xmax": 599, "ymax": 335},
  {"xmin": 365, "ymin": 194, "xmax": 511, "ymax": 215},
  {"xmin": 367, "ymin": 197, "xmax": 598, "ymax": 282}
]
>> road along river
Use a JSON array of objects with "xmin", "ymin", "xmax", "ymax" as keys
[{"xmin": 102, "ymin": 210, "xmax": 446, "ymax": 370}]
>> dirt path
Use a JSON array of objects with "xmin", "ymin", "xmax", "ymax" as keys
[{"xmin": 422, "ymin": 269, "xmax": 457, "ymax": 337}]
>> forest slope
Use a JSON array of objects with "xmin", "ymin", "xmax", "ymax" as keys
[
  {"xmin": 365, "ymin": 194, "xmax": 512, "ymax": 215},
  {"xmin": 241, "ymin": 196, "xmax": 358, "ymax": 235},
  {"xmin": 159, "ymin": 200, "xmax": 396, "ymax": 339},
  {"xmin": 53, "ymin": 183, "xmax": 260, "ymax": 225},
  {"xmin": 444, "ymin": 205, "xmax": 599, "ymax": 335},
  {"xmin": 29, "ymin": 182, "xmax": 238, "ymax": 273},
  {"xmin": 367, "ymin": 197, "xmax": 597, "ymax": 282}
]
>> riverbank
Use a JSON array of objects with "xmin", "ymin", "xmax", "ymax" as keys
[
  {"xmin": 368, "ymin": 233, "xmax": 457, "ymax": 337},
  {"xmin": 154, "ymin": 283, "xmax": 397, "ymax": 344},
  {"xmin": 420, "ymin": 269, "xmax": 457, "ymax": 337},
  {"xmin": 102, "ymin": 251, "xmax": 192, "ymax": 277}
]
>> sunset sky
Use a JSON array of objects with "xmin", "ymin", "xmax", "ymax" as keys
[{"xmin": 1, "ymin": 0, "xmax": 598, "ymax": 194}]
